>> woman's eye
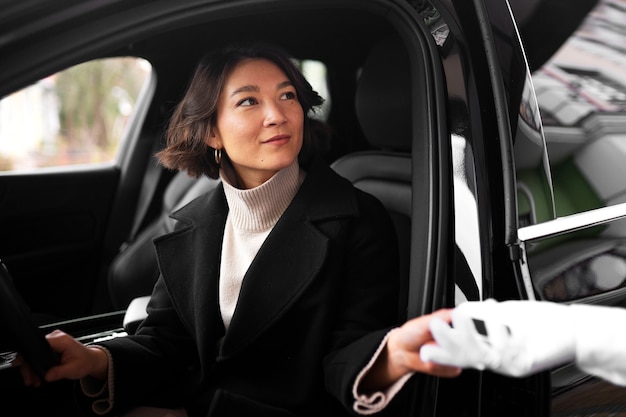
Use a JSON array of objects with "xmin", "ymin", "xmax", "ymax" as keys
[
  {"xmin": 237, "ymin": 97, "xmax": 257, "ymax": 106},
  {"xmin": 281, "ymin": 91, "xmax": 297, "ymax": 100}
]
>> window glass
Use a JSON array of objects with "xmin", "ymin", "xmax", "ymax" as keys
[
  {"xmin": 533, "ymin": 0, "xmax": 626, "ymax": 213},
  {"xmin": 299, "ymin": 59, "xmax": 331, "ymax": 121},
  {"xmin": 0, "ymin": 57, "xmax": 151, "ymax": 172},
  {"xmin": 525, "ymin": 0, "xmax": 626, "ymax": 304}
]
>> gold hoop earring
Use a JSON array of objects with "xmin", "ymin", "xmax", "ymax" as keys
[{"xmin": 214, "ymin": 148, "xmax": 222, "ymax": 166}]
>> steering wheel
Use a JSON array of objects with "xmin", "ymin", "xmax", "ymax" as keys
[{"xmin": 0, "ymin": 260, "xmax": 58, "ymax": 378}]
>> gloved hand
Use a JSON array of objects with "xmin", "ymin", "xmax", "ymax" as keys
[{"xmin": 420, "ymin": 299, "xmax": 576, "ymax": 377}]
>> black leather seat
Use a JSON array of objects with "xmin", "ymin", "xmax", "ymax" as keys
[
  {"xmin": 331, "ymin": 36, "xmax": 413, "ymax": 320},
  {"xmin": 108, "ymin": 172, "xmax": 219, "ymax": 313}
]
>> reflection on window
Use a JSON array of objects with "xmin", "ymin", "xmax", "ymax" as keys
[
  {"xmin": 0, "ymin": 57, "xmax": 152, "ymax": 172},
  {"xmin": 562, "ymin": 67, "xmax": 626, "ymax": 108},
  {"xmin": 532, "ymin": 0, "xmax": 626, "ymax": 161},
  {"xmin": 535, "ymin": 65, "xmax": 626, "ymax": 126},
  {"xmin": 529, "ymin": 0, "xmax": 626, "ymax": 225},
  {"xmin": 532, "ymin": 239, "xmax": 626, "ymax": 302}
]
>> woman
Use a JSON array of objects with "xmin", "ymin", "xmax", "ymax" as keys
[{"xmin": 20, "ymin": 42, "xmax": 459, "ymax": 416}]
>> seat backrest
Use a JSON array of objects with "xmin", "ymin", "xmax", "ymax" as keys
[
  {"xmin": 107, "ymin": 172, "xmax": 219, "ymax": 310},
  {"xmin": 331, "ymin": 36, "xmax": 412, "ymax": 320}
]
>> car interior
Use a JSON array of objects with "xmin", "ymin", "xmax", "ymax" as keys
[
  {"xmin": 1, "ymin": 4, "xmax": 450, "ymax": 414},
  {"xmin": 5, "ymin": 1, "xmax": 626, "ymax": 416}
]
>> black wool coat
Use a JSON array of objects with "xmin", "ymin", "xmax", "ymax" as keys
[{"xmin": 99, "ymin": 161, "xmax": 401, "ymax": 417}]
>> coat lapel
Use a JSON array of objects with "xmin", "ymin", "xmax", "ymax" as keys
[{"xmin": 155, "ymin": 184, "xmax": 228, "ymax": 349}]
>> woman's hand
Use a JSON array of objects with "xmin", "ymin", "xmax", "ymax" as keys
[
  {"xmin": 17, "ymin": 329, "xmax": 109, "ymax": 387},
  {"xmin": 360, "ymin": 309, "xmax": 462, "ymax": 392},
  {"xmin": 386, "ymin": 309, "xmax": 463, "ymax": 379}
]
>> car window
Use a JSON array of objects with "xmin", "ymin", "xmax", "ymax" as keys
[
  {"xmin": 0, "ymin": 57, "xmax": 152, "ymax": 172},
  {"xmin": 299, "ymin": 59, "xmax": 331, "ymax": 121},
  {"xmin": 534, "ymin": 0, "xmax": 626, "ymax": 216},
  {"xmin": 521, "ymin": 0, "xmax": 626, "ymax": 303}
]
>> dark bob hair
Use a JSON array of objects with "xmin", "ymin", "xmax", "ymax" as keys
[{"xmin": 156, "ymin": 42, "xmax": 328, "ymax": 179}]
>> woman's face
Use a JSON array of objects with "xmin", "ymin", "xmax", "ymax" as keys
[{"xmin": 209, "ymin": 58, "xmax": 304, "ymax": 189}]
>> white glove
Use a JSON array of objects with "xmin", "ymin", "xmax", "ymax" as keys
[{"xmin": 420, "ymin": 299, "xmax": 576, "ymax": 377}]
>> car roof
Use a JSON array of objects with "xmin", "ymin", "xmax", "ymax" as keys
[{"xmin": 0, "ymin": 0, "xmax": 396, "ymax": 97}]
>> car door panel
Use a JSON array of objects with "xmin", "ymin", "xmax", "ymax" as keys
[{"xmin": 0, "ymin": 166, "xmax": 119, "ymax": 321}]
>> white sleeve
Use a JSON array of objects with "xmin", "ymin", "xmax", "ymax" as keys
[
  {"xmin": 79, "ymin": 345, "xmax": 115, "ymax": 415},
  {"xmin": 572, "ymin": 304, "xmax": 626, "ymax": 386},
  {"xmin": 422, "ymin": 300, "xmax": 626, "ymax": 387},
  {"xmin": 352, "ymin": 329, "xmax": 414, "ymax": 415}
]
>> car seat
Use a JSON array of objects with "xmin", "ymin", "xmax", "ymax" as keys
[
  {"xmin": 331, "ymin": 36, "xmax": 413, "ymax": 320},
  {"xmin": 332, "ymin": 36, "xmax": 480, "ymax": 318},
  {"xmin": 107, "ymin": 171, "xmax": 220, "ymax": 313}
]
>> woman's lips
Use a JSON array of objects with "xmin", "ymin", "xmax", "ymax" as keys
[{"xmin": 263, "ymin": 134, "xmax": 290, "ymax": 145}]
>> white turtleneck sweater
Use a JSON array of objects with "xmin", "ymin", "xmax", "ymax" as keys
[{"xmin": 218, "ymin": 160, "xmax": 305, "ymax": 329}]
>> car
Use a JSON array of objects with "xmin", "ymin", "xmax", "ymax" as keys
[{"xmin": 1, "ymin": 0, "xmax": 626, "ymax": 415}]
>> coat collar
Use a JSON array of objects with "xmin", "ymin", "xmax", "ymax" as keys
[{"xmin": 154, "ymin": 160, "xmax": 359, "ymax": 358}]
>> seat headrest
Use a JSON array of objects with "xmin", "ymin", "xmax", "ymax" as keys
[
  {"xmin": 355, "ymin": 37, "xmax": 412, "ymax": 152},
  {"xmin": 162, "ymin": 172, "xmax": 200, "ymax": 213}
]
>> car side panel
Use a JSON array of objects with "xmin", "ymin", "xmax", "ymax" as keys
[{"xmin": 0, "ymin": 167, "xmax": 118, "ymax": 321}]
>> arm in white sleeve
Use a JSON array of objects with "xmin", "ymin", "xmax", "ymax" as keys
[
  {"xmin": 421, "ymin": 299, "xmax": 626, "ymax": 386},
  {"xmin": 571, "ymin": 304, "xmax": 626, "ymax": 386}
]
